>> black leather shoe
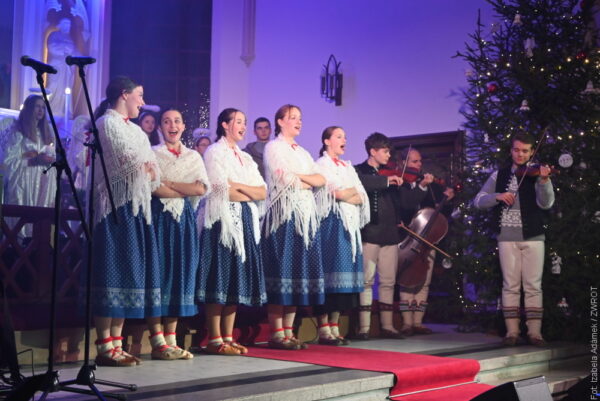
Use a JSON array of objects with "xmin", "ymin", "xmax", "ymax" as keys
[
  {"xmin": 528, "ymin": 336, "xmax": 547, "ymax": 347},
  {"xmin": 380, "ymin": 329, "xmax": 405, "ymax": 339},
  {"xmin": 318, "ymin": 337, "xmax": 342, "ymax": 346},
  {"xmin": 351, "ymin": 332, "xmax": 370, "ymax": 341}
]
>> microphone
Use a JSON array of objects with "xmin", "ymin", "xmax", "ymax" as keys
[
  {"xmin": 20, "ymin": 56, "xmax": 57, "ymax": 74},
  {"xmin": 65, "ymin": 55, "xmax": 96, "ymax": 67}
]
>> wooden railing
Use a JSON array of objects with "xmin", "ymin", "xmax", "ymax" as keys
[{"xmin": 0, "ymin": 204, "xmax": 85, "ymax": 330}]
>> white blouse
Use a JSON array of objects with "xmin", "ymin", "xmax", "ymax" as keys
[
  {"xmin": 202, "ymin": 137, "xmax": 266, "ymax": 262},
  {"xmin": 153, "ymin": 143, "xmax": 210, "ymax": 221},
  {"xmin": 93, "ymin": 109, "xmax": 160, "ymax": 226},
  {"xmin": 263, "ymin": 135, "xmax": 324, "ymax": 247},
  {"xmin": 316, "ymin": 153, "xmax": 370, "ymax": 261}
]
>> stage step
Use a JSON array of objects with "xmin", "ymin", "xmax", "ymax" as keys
[
  {"xmin": 35, "ymin": 363, "xmax": 395, "ymax": 401},
  {"xmin": 451, "ymin": 342, "xmax": 587, "ymax": 397},
  {"xmin": 208, "ymin": 366, "xmax": 394, "ymax": 401}
]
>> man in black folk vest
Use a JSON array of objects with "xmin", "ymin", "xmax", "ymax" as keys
[{"xmin": 474, "ymin": 131, "xmax": 555, "ymax": 347}]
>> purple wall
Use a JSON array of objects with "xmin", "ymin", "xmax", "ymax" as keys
[{"xmin": 213, "ymin": 0, "xmax": 494, "ymax": 163}]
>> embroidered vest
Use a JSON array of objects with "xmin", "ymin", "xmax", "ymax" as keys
[{"xmin": 494, "ymin": 166, "xmax": 548, "ymax": 239}]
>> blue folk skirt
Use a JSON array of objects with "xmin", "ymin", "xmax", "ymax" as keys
[
  {"xmin": 197, "ymin": 202, "xmax": 266, "ymax": 306},
  {"xmin": 151, "ymin": 197, "xmax": 199, "ymax": 317},
  {"xmin": 261, "ymin": 214, "xmax": 325, "ymax": 306},
  {"xmin": 88, "ymin": 202, "xmax": 161, "ymax": 318}
]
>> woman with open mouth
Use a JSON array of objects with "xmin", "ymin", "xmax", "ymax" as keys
[
  {"xmin": 314, "ymin": 126, "xmax": 369, "ymax": 346},
  {"xmin": 196, "ymin": 108, "xmax": 267, "ymax": 355},
  {"xmin": 261, "ymin": 104, "xmax": 327, "ymax": 350},
  {"xmin": 148, "ymin": 108, "xmax": 209, "ymax": 360}
]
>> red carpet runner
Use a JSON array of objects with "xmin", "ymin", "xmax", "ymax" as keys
[{"xmin": 247, "ymin": 344, "xmax": 493, "ymax": 400}]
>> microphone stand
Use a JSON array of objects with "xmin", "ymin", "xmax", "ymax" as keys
[
  {"xmin": 49, "ymin": 61, "xmax": 137, "ymax": 400},
  {"xmin": 7, "ymin": 68, "xmax": 91, "ymax": 400}
]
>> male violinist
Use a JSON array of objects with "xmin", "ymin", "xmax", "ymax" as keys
[
  {"xmin": 354, "ymin": 133, "xmax": 424, "ymax": 340},
  {"xmin": 396, "ymin": 148, "xmax": 454, "ymax": 336},
  {"xmin": 474, "ymin": 131, "xmax": 554, "ymax": 347}
]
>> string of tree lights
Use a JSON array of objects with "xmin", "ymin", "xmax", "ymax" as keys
[{"xmin": 450, "ymin": 0, "xmax": 600, "ymax": 341}]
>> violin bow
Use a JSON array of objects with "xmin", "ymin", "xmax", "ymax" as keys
[
  {"xmin": 397, "ymin": 223, "xmax": 453, "ymax": 259},
  {"xmin": 400, "ymin": 144, "xmax": 412, "ymax": 178},
  {"xmin": 515, "ymin": 126, "xmax": 549, "ymax": 192}
]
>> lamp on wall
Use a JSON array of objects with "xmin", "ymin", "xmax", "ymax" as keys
[{"xmin": 320, "ymin": 54, "xmax": 343, "ymax": 106}]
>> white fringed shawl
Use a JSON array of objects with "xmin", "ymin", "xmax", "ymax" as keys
[
  {"xmin": 263, "ymin": 135, "xmax": 323, "ymax": 247},
  {"xmin": 93, "ymin": 109, "xmax": 160, "ymax": 226},
  {"xmin": 153, "ymin": 144, "xmax": 210, "ymax": 221},
  {"xmin": 316, "ymin": 153, "xmax": 370, "ymax": 261},
  {"xmin": 202, "ymin": 137, "xmax": 266, "ymax": 262}
]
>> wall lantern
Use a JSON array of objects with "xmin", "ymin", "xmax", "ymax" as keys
[{"xmin": 320, "ymin": 54, "xmax": 343, "ymax": 106}]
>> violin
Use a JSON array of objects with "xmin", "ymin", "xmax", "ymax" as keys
[
  {"xmin": 378, "ymin": 163, "xmax": 446, "ymax": 186},
  {"xmin": 514, "ymin": 163, "xmax": 560, "ymax": 178}
]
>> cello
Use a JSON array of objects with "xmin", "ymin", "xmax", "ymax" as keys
[{"xmin": 396, "ymin": 182, "xmax": 456, "ymax": 289}]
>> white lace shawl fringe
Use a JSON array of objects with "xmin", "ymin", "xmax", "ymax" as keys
[
  {"xmin": 93, "ymin": 109, "xmax": 160, "ymax": 226},
  {"xmin": 316, "ymin": 154, "xmax": 370, "ymax": 261},
  {"xmin": 153, "ymin": 144, "xmax": 210, "ymax": 222},
  {"xmin": 263, "ymin": 137, "xmax": 321, "ymax": 248},
  {"xmin": 202, "ymin": 138, "xmax": 266, "ymax": 262}
]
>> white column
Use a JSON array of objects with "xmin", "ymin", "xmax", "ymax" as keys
[{"xmin": 210, "ymin": 0, "xmax": 251, "ymax": 144}]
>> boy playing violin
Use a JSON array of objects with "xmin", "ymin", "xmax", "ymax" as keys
[
  {"xmin": 354, "ymin": 133, "xmax": 425, "ymax": 339},
  {"xmin": 474, "ymin": 131, "xmax": 555, "ymax": 347}
]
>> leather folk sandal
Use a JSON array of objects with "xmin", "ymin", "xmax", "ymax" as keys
[
  {"xmin": 318, "ymin": 336, "xmax": 342, "ymax": 346},
  {"xmin": 115, "ymin": 347, "xmax": 142, "ymax": 365},
  {"xmin": 204, "ymin": 342, "xmax": 241, "ymax": 355},
  {"xmin": 226, "ymin": 341, "xmax": 248, "ymax": 354},
  {"xmin": 95, "ymin": 348, "xmax": 137, "ymax": 367},
  {"xmin": 335, "ymin": 336, "xmax": 351, "ymax": 345},
  {"xmin": 171, "ymin": 345, "xmax": 194, "ymax": 359},
  {"xmin": 268, "ymin": 338, "xmax": 301, "ymax": 350},
  {"xmin": 287, "ymin": 336, "xmax": 308, "ymax": 349},
  {"xmin": 151, "ymin": 344, "xmax": 181, "ymax": 360}
]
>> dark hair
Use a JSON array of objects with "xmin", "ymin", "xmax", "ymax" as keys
[
  {"xmin": 95, "ymin": 76, "xmax": 140, "ymax": 120},
  {"xmin": 137, "ymin": 111, "xmax": 161, "ymax": 146},
  {"xmin": 364, "ymin": 132, "xmax": 390, "ymax": 155},
  {"xmin": 510, "ymin": 130, "xmax": 535, "ymax": 147},
  {"xmin": 195, "ymin": 135, "xmax": 212, "ymax": 147},
  {"xmin": 159, "ymin": 108, "xmax": 184, "ymax": 125},
  {"xmin": 216, "ymin": 108, "xmax": 242, "ymax": 139},
  {"xmin": 399, "ymin": 147, "xmax": 420, "ymax": 162},
  {"xmin": 138, "ymin": 111, "xmax": 156, "ymax": 126},
  {"xmin": 319, "ymin": 126, "xmax": 342, "ymax": 156},
  {"xmin": 274, "ymin": 104, "xmax": 301, "ymax": 136},
  {"xmin": 254, "ymin": 117, "xmax": 270, "ymax": 129},
  {"xmin": 15, "ymin": 95, "xmax": 52, "ymax": 145},
  {"xmin": 156, "ymin": 108, "xmax": 186, "ymax": 145}
]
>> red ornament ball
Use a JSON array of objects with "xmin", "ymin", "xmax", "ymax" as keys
[
  {"xmin": 487, "ymin": 83, "xmax": 498, "ymax": 93},
  {"xmin": 576, "ymin": 51, "xmax": 586, "ymax": 60}
]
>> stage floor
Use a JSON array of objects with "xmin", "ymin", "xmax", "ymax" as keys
[{"xmin": 14, "ymin": 324, "xmax": 587, "ymax": 400}]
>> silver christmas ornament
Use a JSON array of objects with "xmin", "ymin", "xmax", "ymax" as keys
[
  {"xmin": 582, "ymin": 80, "xmax": 600, "ymax": 95},
  {"xmin": 513, "ymin": 13, "xmax": 522, "ymax": 25},
  {"xmin": 524, "ymin": 37, "xmax": 536, "ymax": 58},
  {"xmin": 519, "ymin": 99, "xmax": 530, "ymax": 111},
  {"xmin": 558, "ymin": 153, "xmax": 573, "ymax": 168}
]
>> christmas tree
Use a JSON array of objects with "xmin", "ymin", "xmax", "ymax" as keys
[{"xmin": 450, "ymin": 0, "xmax": 600, "ymax": 341}]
